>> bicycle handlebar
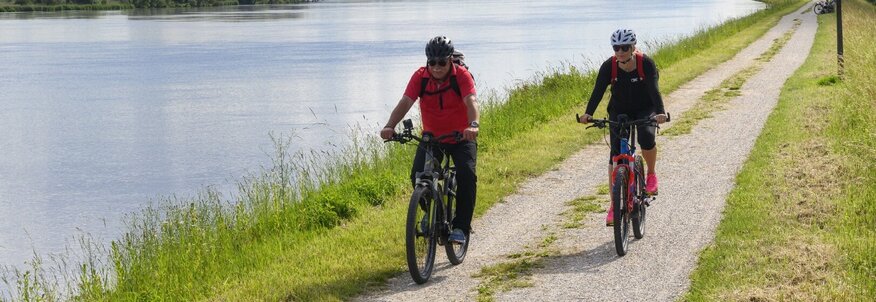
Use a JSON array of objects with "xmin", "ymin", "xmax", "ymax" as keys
[
  {"xmin": 386, "ymin": 131, "xmax": 462, "ymax": 144},
  {"xmin": 383, "ymin": 119, "xmax": 462, "ymax": 144},
  {"xmin": 576, "ymin": 112, "xmax": 671, "ymax": 129}
]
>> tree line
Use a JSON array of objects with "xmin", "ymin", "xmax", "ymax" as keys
[{"xmin": 1, "ymin": 0, "xmax": 318, "ymax": 9}]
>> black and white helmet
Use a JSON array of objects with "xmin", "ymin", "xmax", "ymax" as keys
[
  {"xmin": 610, "ymin": 29, "xmax": 637, "ymax": 45},
  {"xmin": 425, "ymin": 36, "xmax": 455, "ymax": 59}
]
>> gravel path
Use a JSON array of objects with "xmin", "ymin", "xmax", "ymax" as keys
[{"xmin": 356, "ymin": 3, "xmax": 816, "ymax": 301}]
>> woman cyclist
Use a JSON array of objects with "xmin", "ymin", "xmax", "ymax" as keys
[{"xmin": 577, "ymin": 29, "xmax": 668, "ymax": 226}]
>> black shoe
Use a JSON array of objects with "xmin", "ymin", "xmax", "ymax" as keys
[
  {"xmin": 419, "ymin": 218, "xmax": 429, "ymax": 235},
  {"xmin": 449, "ymin": 228, "xmax": 466, "ymax": 244}
]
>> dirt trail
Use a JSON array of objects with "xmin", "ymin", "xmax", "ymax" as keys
[{"xmin": 356, "ymin": 3, "xmax": 816, "ymax": 301}]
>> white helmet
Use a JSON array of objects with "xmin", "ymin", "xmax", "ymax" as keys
[{"xmin": 610, "ymin": 29, "xmax": 637, "ymax": 45}]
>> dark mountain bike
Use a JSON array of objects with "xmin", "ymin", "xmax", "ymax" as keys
[
  {"xmin": 578, "ymin": 113, "xmax": 669, "ymax": 256},
  {"xmin": 385, "ymin": 119, "xmax": 469, "ymax": 284},
  {"xmin": 813, "ymin": 0, "xmax": 835, "ymax": 15}
]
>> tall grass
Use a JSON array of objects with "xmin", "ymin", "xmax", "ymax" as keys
[
  {"xmin": 833, "ymin": 0, "xmax": 876, "ymax": 296},
  {"xmin": 684, "ymin": 0, "xmax": 876, "ymax": 300},
  {"xmin": 1, "ymin": 0, "xmax": 806, "ymax": 301}
]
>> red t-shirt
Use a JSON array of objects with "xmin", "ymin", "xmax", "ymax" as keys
[{"xmin": 403, "ymin": 64, "xmax": 476, "ymax": 141}]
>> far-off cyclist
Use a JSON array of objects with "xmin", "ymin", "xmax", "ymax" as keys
[{"xmin": 380, "ymin": 36, "xmax": 480, "ymax": 244}]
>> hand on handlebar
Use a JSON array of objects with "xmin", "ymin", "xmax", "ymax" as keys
[
  {"xmin": 463, "ymin": 127, "xmax": 478, "ymax": 141},
  {"xmin": 380, "ymin": 127, "xmax": 396, "ymax": 140},
  {"xmin": 654, "ymin": 113, "xmax": 668, "ymax": 124},
  {"xmin": 576, "ymin": 113, "xmax": 593, "ymax": 124}
]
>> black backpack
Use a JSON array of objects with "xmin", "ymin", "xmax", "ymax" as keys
[{"xmin": 419, "ymin": 50, "xmax": 472, "ymax": 98}]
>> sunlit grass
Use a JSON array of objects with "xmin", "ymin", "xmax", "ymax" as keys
[{"xmin": 684, "ymin": 1, "xmax": 876, "ymax": 300}]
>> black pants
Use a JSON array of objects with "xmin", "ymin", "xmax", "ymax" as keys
[
  {"xmin": 609, "ymin": 110, "xmax": 656, "ymax": 163},
  {"xmin": 410, "ymin": 140, "xmax": 477, "ymax": 232}
]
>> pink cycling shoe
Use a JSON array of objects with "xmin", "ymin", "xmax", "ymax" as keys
[
  {"xmin": 646, "ymin": 174, "xmax": 658, "ymax": 195},
  {"xmin": 606, "ymin": 204, "xmax": 614, "ymax": 226}
]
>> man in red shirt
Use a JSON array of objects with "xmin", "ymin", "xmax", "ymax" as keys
[{"xmin": 380, "ymin": 36, "xmax": 479, "ymax": 244}]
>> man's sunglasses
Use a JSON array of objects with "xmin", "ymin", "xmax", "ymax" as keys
[
  {"xmin": 427, "ymin": 58, "xmax": 450, "ymax": 67},
  {"xmin": 612, "ymin": 45, "xmax": 632, "ymax": 52}
]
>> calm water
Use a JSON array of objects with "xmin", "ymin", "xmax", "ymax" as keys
[{"xmin": 0, "ymin": 0, "xmax": 764, "ymax": 271}]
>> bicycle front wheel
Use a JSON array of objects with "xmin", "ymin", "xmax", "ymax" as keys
[
  {"xmin": 406, "ymin": 186, "xmax": 437, "ymax": 284},
  {"xmin": 813, "ymin": 3, "xmax": 824, "ymax": 14},
  {"xmin": 632, "ymin": 155, "xmax": 647, "ymax": 239},
  {"xmin": 444, "ymin": 172, "xmax": 469, "ymax": 265},
  {"xmin": 612, "ymin": 167, "xmax": 631, "ymax": 256}
]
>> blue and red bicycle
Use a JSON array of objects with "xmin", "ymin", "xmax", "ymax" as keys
[{"xmin": 578, "ymin": 113, "xmax": 669, "ymax": 256}]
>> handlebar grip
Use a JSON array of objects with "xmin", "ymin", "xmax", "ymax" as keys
[
  {"xmin": 576, "ymin": 113, "xmax": 580, "ymax": 123},
  {"xmin": 666, "ymin": 112, "xmax": 671, "ymax": 122}
]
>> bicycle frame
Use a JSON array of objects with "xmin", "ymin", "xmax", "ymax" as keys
[
  {"xmin": 389, "ymin": 123, "xmax": 460, "ymax": 244},
  {"xmin": 413, "ymin": 134, "xmax": 456, "ymax": 243},
  {"xmin": 610, "ymin": 118, "xmax": 641, "ymax": 215},
  {"xmin": 387, "ymin": 119, "xmax": 468, "ymax": 283},
  {"xmin": 579, "ymin": 112, "xmax": 668, "ymax": 255}
]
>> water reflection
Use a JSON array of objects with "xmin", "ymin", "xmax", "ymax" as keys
[{"xmin": 126, "ymin": 5, "xmax": 307, "ymax": 22}]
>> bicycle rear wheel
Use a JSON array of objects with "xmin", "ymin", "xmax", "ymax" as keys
[
  {"xmin": 632, "ymin": 155, "xmax": 647, "ymax": 239},
  {"xmin": 406, "ymin": 186, "xmax": 437, "ymax": 284},
  {"xmin": 444, "ymin": 171, "xmax": 469, "ymax": 265},
  {"xmin": 612, "ymin": 167, "xmax": 631, "ymax": 256},
  {"xmin": 813, "ymin": 3, "xmax": 824, "ymax": 14}
]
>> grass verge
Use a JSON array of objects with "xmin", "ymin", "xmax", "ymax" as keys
[
  {"xmin": 683, "ymin": 1, "xmax": 876, "ymax": 300},
  {"xmin": 0, "ymin": 1, "xmax": 807, "ymax": 301}
]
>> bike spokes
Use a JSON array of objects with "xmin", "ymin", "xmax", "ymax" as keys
[
  {"xmin": 406, "ymin": 187, "xmax": 437, "ymax": 284},
  {"xmin": 612, "ymin": 167, "xmax": 631, "ymax": 256}
]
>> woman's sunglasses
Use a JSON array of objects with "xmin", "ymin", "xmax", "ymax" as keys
[
  {"xmin": 427, "ymin": 58, "xmax": 450, "ymax": 67},
  {"xmin": 612, "ymin": 45, "xmax": 632, "ymax": 52}
]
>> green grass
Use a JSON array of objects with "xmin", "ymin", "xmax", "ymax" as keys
[
  {"xmin": 562, "ymin": 195, "xmax": 606, "ymax": 229},
  {"xmin": 473, "ymin": 232, "xmax": 558, "ymax": 302},
  {"xmin": 683, "ymin": 1, "xmax": 876, "ymax": 300},
  {"xmin": 1, "ymin": 1, "xmax": 808, "ymax": 301}
]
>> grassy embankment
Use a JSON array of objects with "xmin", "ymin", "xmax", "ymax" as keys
[
  {"xmin": 684, "ymin": 0, "xmax": 876, "ymax": 300},
  {"xmin": 0, "ymin": 1, "xmax": 805, "ymax": 301}
]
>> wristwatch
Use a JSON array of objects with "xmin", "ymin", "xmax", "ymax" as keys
[{"xmin": 469, "ymin": 121, "xmax": 479, "ymax": 128}]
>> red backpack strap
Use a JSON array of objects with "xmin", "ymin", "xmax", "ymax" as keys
[
  {"xmin": 635, "ymin": 51, "xmax": 645, "ymax": 81},
  {"xmin": 611, "ymin": 55, "xmax": 618, "ymax": 84}
]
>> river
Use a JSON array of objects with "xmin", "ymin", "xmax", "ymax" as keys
[{"xmin": 0, "ymin": 0, "xmax": 764, "ymax": 274}]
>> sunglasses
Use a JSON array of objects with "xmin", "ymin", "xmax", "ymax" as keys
[
  {"xmin": 427, "ymin": 58, "xmax": 450, "ymax": 67},
  {"xmin": 612, "ymin": 45, "xmax": 632, "ymax": 52}
]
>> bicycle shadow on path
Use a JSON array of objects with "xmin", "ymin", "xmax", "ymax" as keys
[{"xmin": 538, "ymin": 240, "xmax": 620, "ymax": 275}]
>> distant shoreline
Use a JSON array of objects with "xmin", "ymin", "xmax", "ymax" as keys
[{"xmin": 0, "ymin": 0, "xmax": 319, "ymax": 12}]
